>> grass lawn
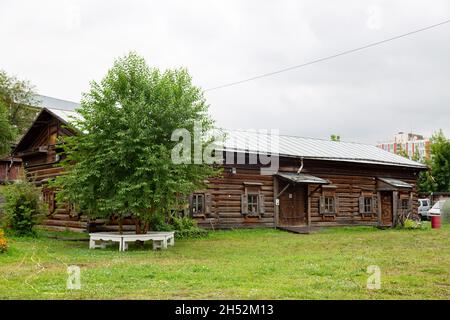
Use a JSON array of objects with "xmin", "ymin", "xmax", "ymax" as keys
[{"xmin": 1, "ymin": 225, "xmax": 449, "ymax": 299}]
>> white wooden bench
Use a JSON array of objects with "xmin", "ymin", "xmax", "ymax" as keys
[
  {"xmin": 89, "ymin": 232, "xmax": 125, "ymax": 251},
  {"xmin": 89, "ymin": 231, "xmax": 175, "ymax": 252}
]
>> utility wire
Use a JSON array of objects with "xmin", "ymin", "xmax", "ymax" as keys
[{"xmin": 205, "ymin": 19, "xmax": 450, "ymax": 92}]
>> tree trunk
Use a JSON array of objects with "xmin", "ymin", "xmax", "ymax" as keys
[
  {"xmin": 135, "ymin": 218, "xmax": 142, "ymax": 234},
  {"xmin": 118, "ymin": 218, "xmax": 123, "ymax": 235}
]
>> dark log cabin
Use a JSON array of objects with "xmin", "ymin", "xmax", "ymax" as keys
[
  {"xmin": 13, "ymin": 107, "xmax": 427, "ymax": 232},
  {"xmin": 0, "ymin": 157, "xmax": 22, "ymax": 183}
]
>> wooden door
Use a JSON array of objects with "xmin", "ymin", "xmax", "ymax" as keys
[
  {"xmin": 380, "ymin": 191, "xmax": 393, "ymax": 226},
  {"xmin": 279, "ymin": 183, "xmax": 307, "ymax": 226}
]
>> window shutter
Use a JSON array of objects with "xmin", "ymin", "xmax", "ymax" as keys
[
  {"xmin": 334, "ymin": 196, "xmax": 339, "ymax": 214},
  {"xmin": 372, "ymin": 196, "xmax": 377, "ymax": 213},
  {"xmin": 188, "ymin": 194, "xmax": 193, "ymax": 216},
  {"xmin": 205, "ymin": 193, "xmax": 212, "ymax": 215},
  {"xmin": 359, "ymin": 196, "xmax": 364, "ymax": 214},
  {"xmin": 258, "ymin": 194, "xmax": 265, "ymax": 215},
  {"xmin": 319, "ymin": 196, "xmax": 325, "ymax": 214},
  {"xmin": 241, "ymin": 194, "xmax": 248, "ymax": 214}
]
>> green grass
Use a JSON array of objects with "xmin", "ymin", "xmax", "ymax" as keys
[{"xmin": 1, "ymin": 225, "xmax": 450, "ymax": 299}]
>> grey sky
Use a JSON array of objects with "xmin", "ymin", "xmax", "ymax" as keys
[{"xmin": 1, "ymin": 0, "xmax": 449, "ymax": 144}]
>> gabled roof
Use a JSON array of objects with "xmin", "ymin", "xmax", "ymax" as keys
[
  {"xmin": 14, "ymin": 107, "xmax": 79, "ymax": 153},
  {"xmin": 220, "ymin": 130, "xmax": 427, "ymax": 169},
  {"xmin": 34, "ymin": 94, "xmax": 79, "ymax": 111}
]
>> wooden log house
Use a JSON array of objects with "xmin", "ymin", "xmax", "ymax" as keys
[{"xmin": 12, "ymin": 105, "xmax": 428, "ymax": 232}]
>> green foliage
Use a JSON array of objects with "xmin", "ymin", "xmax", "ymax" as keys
[
  {"xmin": 172, "ymin": 215, "xmax": 195, "ymax": 230},
  {"xmin": 0, "ymin": 229, "xmax": 7, "ymax": 253},
  {"xmin": 402, "ymin": 218, "xmax": 424, "ymax": 230},
  {"xmin": 150, "ymin": 213, "xmax": 174, "ymax": 232},
  {"xmin": 330, "ymin": 134, "xmax": 341, "ymax": 142},
  {"xmin": 52, "ymin": 52, "xmax": 220, "ymax": 233},
  {"xmin": 1, "ymin": 180, "xmax": 46, "ymax": 236},
  {"xmin": 0, "ymin": 70, "xmax": 39, "ymax": 140},
  {"xmin": 0, "ymin": 102, "xmax": 16, "ymax": 155},
  {"xmin": 418, "ymin": 130, "xmax": 450, "ymax": 192},
  {"xmin": 396, "ymin": 145, "xmax": 410, "ymax": 159},
  {"xmin": 171, "ymin": 215, "xmax": 209, "ymax": 239}
]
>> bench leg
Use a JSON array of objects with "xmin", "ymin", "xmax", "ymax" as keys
[
  {"xmin": 153, "ymin": 240, "xmax": 162, "ymax": 250},
  {"xmin": 168, "ymin": 237, "xmax": 174, "ymax": 246},
  {"xmin": 89, "ymin": 239, "xmax": 96, "ymax": 249}
]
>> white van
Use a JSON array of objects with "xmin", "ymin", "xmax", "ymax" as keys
[
  {"xmin": 418, "ymin": 198, "xmax": 431, "ymax": 219},
  {"xmin": 428, "ymin": 200, "xmax": 447, "ymax": 216}
]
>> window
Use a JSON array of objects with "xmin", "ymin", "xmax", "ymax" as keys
[
  {"xmin": 359, "ymin": 196, "xmax": 376, "ymax": 214},
  {"xmin": 363, "ymin": 197, "xmax": 372, "ymax": 213},
  {"xmin": 247, "ymin": 194, "xmax": 259, "ymax": 214},
  {"xmin": 401, "ymin": 199, "xmax": 410, "ymax": 210},
  {"xmin": 191, "ymin": 194, "xmax": 204, "ymax": 215},
  {"xmin": 241, "ymin": 186, "xmax": 265, "ymax": 216},
  {"xmin": 323, "ymin": 196, "xmax": 335, "ymax": 214}
]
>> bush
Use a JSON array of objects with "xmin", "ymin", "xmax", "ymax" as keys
[
  {"xmin": 171, "ymin": 215, "xmax": 209, "ymax": 240},
  {"xmin": 150, "ymin": 213, "xmax": 174, "ymax": 232},
  {"xmin": 403, "ymin": 218, "xmax": 429, "ymax": 230},
  {"xmin": 0, "ymin": 229, "xmax": 7, "ymax": 253},
  {"xmin": 1, "ymin": 180, "xmax": 46, "ymax": 236}
]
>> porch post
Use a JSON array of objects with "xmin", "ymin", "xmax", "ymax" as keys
[
  {"xmin": 392, "ymin": 191, "xmax": 399, "ymax": 227},
  {"xmin": 377, "ymin": 191, "xmax": 382, "ymax": 227},
  {"xmin": 307, "ymin": 184, "xmax": 311, "ymax": 227},
  {"xmin": 273, "ymin": 175, "xmax": 279, "ymax": 228}
]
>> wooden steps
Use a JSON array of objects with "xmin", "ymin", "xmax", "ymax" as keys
[
  {"xmin": 42, "ymin": 218, "xmax": 87, "ymax": 229},
  {"xmin": 35, "ymin": 225, "xmax": 87, "ymax": 233}
]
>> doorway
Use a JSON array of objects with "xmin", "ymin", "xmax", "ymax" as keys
[
  {"xmin": 380, "ymin": 191, "xmax": 393, "ymax": 226},
  {"xmin": 278, "ymin": 183, "xmax": 307, "ymax": 226}
]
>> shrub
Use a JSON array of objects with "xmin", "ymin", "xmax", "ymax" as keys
[
  {"xmin": 0, "ymin": 229, "xmax": 7, "ymax": 253},
  {"xmin": 150, "ymin": 213, "xmax": 174, "ymax": 232},
  {"xmin": 171, "ymin": 215, "xmax": 209, "ymax": 240},
  {"xmin": 1, "ymin": 180, "xmax": 46, "ymax": 236},
  {"xmin": 403, "ymin": 218, "xmax": 427, "ymax": 230}
]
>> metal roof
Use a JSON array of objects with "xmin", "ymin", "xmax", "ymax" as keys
[
  {"xmin": 34, "ymin": 95, "xmax": 79, "ymax": 111},
  {"xmin": 219, "ymin": 130, "xmax": 427, "ymax": 169},
  {"xmin": 277, "ymin": 172, "xmax": 330, "ymax": 184},
  {"xmin": 46, "ymin": 108, "xmax": 82, "ymax": 124},
  {"xmin": 378, "ymin": 177, "xmax": 413, "ymax": 188}
]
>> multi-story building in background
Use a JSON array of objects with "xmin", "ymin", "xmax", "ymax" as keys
[{"xmin": 377, "ymin": 132, "xmax": 431, "ymax": 161}]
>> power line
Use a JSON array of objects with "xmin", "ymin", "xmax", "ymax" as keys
[{"xmin": 205, "ymin": 19, "xmax": 450, "ymax": 92}]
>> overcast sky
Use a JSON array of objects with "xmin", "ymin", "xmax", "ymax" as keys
[{"xmin": 1, "ymin": 0, "xmax": 449, "ymax": 144}]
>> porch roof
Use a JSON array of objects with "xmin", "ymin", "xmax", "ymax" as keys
[
  {"xmin": 378, "ymin": 177, "xmax": 413, "ymax": 189},
  {"xmin": 276, "ymin": 172, "xmax": 330, "ymax": 185}
]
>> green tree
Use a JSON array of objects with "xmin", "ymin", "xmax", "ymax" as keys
[
  {"xmin": 0, "ymin": 70, "xmax": 39, "ymax": 138},
  {"xmin": 53, "ymin": 52, "xmax": 220, "ymax": 233},
  {"xmin": 0, "ymin": 103, "xmax": 17, "ymax": 155},
  {"xmin": 396, "ymin": 145, "xmax": 409, "ymax": 159},
  {"xmin": 416, "ymin": 130, "xmax": 450, "ymax": 192},
  {"xmin": 330, "ymin": 134, "xmax": 341, "ymax": 142}
]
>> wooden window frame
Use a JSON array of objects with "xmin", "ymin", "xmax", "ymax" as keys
[
  {"xmin": 190, "ymin": 193, "xmax": 213, "ymax": 218},
  {"xmin": 247, "ymin": 193, "xmax": 259, "ymax": 215},
  {"xmin": 241, "ymin": 182, "xmax": 265, "ymax": 217},
  {"xmin": 192, "ymin": 194, "xmax": 205, "ymax": 215},
  {"xmin": 320, "ymin": 195, "xmax": 338, "ymax": 216},
  {"xmin": 324, "ymin": 196, "xmax": 335, "ymax": 214},
  {"xmin": 401, "ymin": 198, "xmax": 410, "ymax": 211},
  {"xmin": 359, "ymin": 195, "xmax": 377, "ymax": 215}
]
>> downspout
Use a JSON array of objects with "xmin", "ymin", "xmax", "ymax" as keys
[{"xmin": 297, "ymin": 157, "xmax": 304, "ymax": 175}]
